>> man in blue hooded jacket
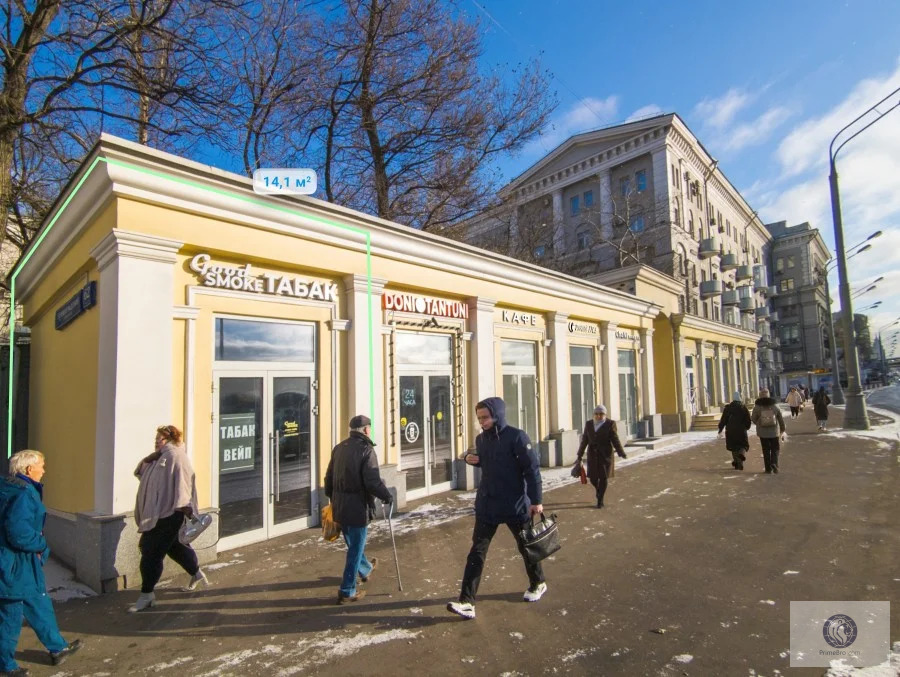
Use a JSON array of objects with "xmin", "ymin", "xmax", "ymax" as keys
[{"xmin": 447, "ymin": 397, "xmax": 545, "ymax": 620}]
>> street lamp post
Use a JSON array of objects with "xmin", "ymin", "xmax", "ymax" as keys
[
  {"xmin": 820, "ymin": 236, "xmax": 879, "ymax": 406},
  {"xmin": 828, "ymin": 85, "xmax": 900, "ymax": 429}
]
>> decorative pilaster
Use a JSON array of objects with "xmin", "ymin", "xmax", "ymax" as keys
[
  {"xmin": 466, "ymin": 298, "xmax": 497, "ymax": 404},
  {"xmin": 639, "ymin": 328, "xmax": 656, "ymax": 416},
  {"xmin": 343, "ymin": 274, "xmax": 387, "ymax": 449},
  {"xmin": 90, "ymin": 230, "xmax": 183, "ymax": 515},
  {"xmin": 546, "ymin": 312, "xmax": 571, "ymax": 432},
  {"xmin": 600, "ymin": 321, "xmax": 620, "ymax": 420}
]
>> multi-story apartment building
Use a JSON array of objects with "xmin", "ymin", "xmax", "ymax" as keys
[
  {"xmin": 457, "ymin": 113, "xmax": 773, "ymax": 427},
  {"xmin": 764, "ymin": 221, "xmax": 830, "ymax": 394}
]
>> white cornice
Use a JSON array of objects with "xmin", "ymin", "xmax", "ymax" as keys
[
  {"xmin": 91, "ymin": 229, "xmax": 182, "ymax": 272},
  {"xmin": 673, "ymin": 312, "xmax": 761, "ymax": 343},
  {"xmin": 16, "ymin": 135, "xmax": 662, "ymax": 322}
]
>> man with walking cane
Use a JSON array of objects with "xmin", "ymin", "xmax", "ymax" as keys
[
  {"xmin": 324, "ymin": 415, "xmax": 393, "ymax": 604},
  {"xmin": 447, "ymin": 397, "xmax": 546, "ymax": 620}
]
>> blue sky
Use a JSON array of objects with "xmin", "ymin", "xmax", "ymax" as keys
[{"xmin": 463, "ymin": 0, "xmax": 900, "ymax": 357}]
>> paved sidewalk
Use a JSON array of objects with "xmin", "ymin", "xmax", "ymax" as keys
[{"xmin": 16, "ymin": 404, "xmax": 900, "ymax": 676}]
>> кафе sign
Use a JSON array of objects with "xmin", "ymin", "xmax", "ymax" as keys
[{"xmin": 189, "ymin": 253, "xmax": 338, "ymax": 301}]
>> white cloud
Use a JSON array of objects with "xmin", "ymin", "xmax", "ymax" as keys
[
  {"xmin": 693, "ymin": 88, "xmax": 751, "ymax": 130},
  {"xmin": 720, "ymin": 106, "xmax": 793, "ymax": 152},
  {"xmin": 522, "ymin": 95, "xmax": 619, "ymax": 157},
  {"xmin": 691, "ymin": 86, "xmax": 792, "ymax": 154},
  {"xmin": 626, "ymin": 104, "xmax": 664, "ymax": 122},
  {"xmin": 775, "ymin": 60, "xmax": 900, "ymax": 179}
]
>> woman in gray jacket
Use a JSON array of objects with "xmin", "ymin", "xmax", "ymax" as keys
[{"xmin": 130, "ymin": 425, "xmax": 207, "ymax": 612}]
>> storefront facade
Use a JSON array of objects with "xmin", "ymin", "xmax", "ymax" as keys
[{"xmin": 13, "ymin": 136, "xmax": 661, "ymax": 591}]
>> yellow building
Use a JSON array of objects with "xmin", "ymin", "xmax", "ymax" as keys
[
  {"xmin": 13, "ymin": 136, "xmax": 667, "ymax": 592},
  {"xmin": 596, "ymin": 265, "xmax": 761, "ymax": 432}
]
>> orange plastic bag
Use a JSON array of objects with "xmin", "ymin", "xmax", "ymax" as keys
[{"xmin": 321, "ymin": 504, "xmax": 341, "ymax": 541}]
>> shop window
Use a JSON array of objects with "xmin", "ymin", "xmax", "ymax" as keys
[
  {"xmin": 396, "ymin": 333, "xmax": 452, "ymax": 365},
  {"xmin": 501, "ymin": 340, "xmax": 536, "ymax": 366},
  {"xmin": 215, "ymin": 318, "xmax": 314, "ymax": 362}
]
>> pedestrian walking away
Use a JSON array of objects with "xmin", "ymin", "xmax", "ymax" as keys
[
  {"xmin": 574, "ymin": 405, "xmax": 627, "ymax": 507},
  {"xmin": 718, "ymin": 392, "xmax": 751, "ymax": 470},
  {"xmin": 751, "ymin": 389, "xmax": 787, "ymax": 474},
  {"xmin": 812, "ymin": 385, "xmax": 831, "ymax": 431},
  {"xmin": 785, "ymin": 386, "xmax": 803, "ymax": 419},
  {"xmin": 447, "ymin": 397, "xmax": 546, "ymax": 620},
  {"xmin": 1, "ymin": 450, "xmax": 83, "ymax": 675},
  {"xmin": 324, "ymin": 415, "xmax": 393, "ymax": 605},
  {"xmin": 130, "ymin": 425, "xmax": 207, "ymax": 613}
]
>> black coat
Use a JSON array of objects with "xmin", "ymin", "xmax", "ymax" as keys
[
  {"xmin": 467, "ymin": 397, "xmax": 542, "ymax": 525},
  {"xmin": 324, "ymin": 431, "xmax": 392, "ymax": 528},
  {"xmin": 812, "ymin": 390, "xmax": 831, "ymax": 419},
  {"xmin": 576, "ymin": 419, "xmax": 625, "ymax": 482},
  {"xmin": 718, "ymin": 401, "xmax": 751, "ymax": 452}
]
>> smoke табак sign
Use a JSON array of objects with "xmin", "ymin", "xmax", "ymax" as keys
[{"xmin": 190, "ymin": 253, "xmax": 337, "ymax": 301}]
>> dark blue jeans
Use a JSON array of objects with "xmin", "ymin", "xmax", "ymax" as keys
[
  {"xmin": 1, "ymin": 593, "xmax": 67, "ymax": 671},
  {"xmin": 340, "ymin": 525, "xmax": 374, "ymax": 596}
]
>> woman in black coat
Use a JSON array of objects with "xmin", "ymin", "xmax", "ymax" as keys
[
  {"xmin": 812, "ymin": 386, "xmax": 831, "ymax": 431},
  {"xmin": 718, "ymin": 391, "xmax": 752, "ymax": 470},
  {"xmin": 575, "ymin": 405, "xmax": 627, "ymax": 508}
]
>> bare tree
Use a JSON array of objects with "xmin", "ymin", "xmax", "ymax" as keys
[
  {"xmin": 312, "ymin": 0, "xmax": 556, "ymax": 230},
  {"xmin": 0, "ymin": 0, "xmax": 246, "ymax": 256}
]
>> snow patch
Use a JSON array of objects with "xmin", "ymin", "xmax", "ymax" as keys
[
  {"xmin": 672, "ymin": 654, "xmax": 694, "ymax": 663},
  {"xmin": 823, "ymin": 640, "xmax": 900, "ymax": 676},
  {"xmin": 44, "ymin": 559, "xmax": 97, "ymax": 602},
  {"xmin": 206, "ymin": 559, "xmax": 244, "ymax": 571},
  {"xmin": 147, "ymin": 656, "xmax": 195, "ymax": 670},
  {"xmin": 759, "ymin": 600, "xmax": 776, "ymax": 605},
  {"xmin": 783, "ymin": 570, "xmax": 800, "ymax": 575}
]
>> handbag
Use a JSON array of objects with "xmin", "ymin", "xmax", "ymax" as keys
[
  {"xmin": 580, "ymin": 464, "xmax": 587, "ymax": 485},
  {"xmin": 519, "ymin": 513, "xmax": 561, "ymax": 565},
  {"xmin": 321, "ymin": 503, "xmax": 341, "ymax": 542},
  {"xmin": 178, "ymin": 513, "xmax": 212, "ymax": 545}
]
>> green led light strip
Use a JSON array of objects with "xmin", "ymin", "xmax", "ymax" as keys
[{"xmin": 7, "ymin": 155, "xmax": 375, "ymax": 457}]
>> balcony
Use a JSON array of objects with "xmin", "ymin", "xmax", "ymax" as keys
[
  {"xmin": 760, "ymin": 348, "xmax": 774, "ymax": 363},
  {"xmin": 720, "ymin": 253, "xmax": 739, "ymax": 271},
  {"xmin": 699, "ymin": 237, "xmax": 721, "ymax": 259},
  {"xmin": 765, "ymin": 285, "xmax": 778, "ymax": 296},
  {"xmin": 736, "ymin": 265, "xmax": 753, "ymax": 282},
  {"xmin": 722, "ymin": 289, "xmax": 740, "ymax": 306},
  {"xmin": 699, "ymin": 279, "xmax": 723, "ymax": 299},
  {"xmin": 753, "ymin": 264, "xmax": 768, "ymax": 287},
  {"xmin": 739, "ymin": 297, "xmax": 756, "ymax": 313},
  {"xmin": 755, "ymin": 306, "xmax": 770, "ymax": 319},
  {"xmin": 769, "ymin": 311, "xmax": 779, "ymax": 322}
]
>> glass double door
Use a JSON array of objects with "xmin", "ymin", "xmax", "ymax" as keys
[
  {"xmin": 618, "ymin": 349, "xmax": 639, "ymax": 438},
  {"xmin": 215, "ymin": 371, "xmax": 315, "ymax": 548},
  {"xmin": 399, "ymin": 373, "xmax": 454, "ymax": 499},
  {"xmin": 502, "ymin": 372, "xmax": 538, "ymax": 444}
]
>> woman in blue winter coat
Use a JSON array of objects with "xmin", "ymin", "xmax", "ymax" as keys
[{"xmin": 0, "ymin": 450, "xmax": 82, "ymax": 675}]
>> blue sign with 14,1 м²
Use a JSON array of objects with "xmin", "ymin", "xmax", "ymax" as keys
[{"xmin": 55, "ymin": 281, "xmax": 97, "ymax": 330}]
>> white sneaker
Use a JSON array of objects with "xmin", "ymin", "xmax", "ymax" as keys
[
  {"xmin": 128, "ymin": 592, "xmax": 155, "ymax": 612},
  {"xmin": 523, "ymin": 582, "xmax": 547, "ymax": 602},
  {"xmin": 184, "ymin": 569, "xmax": 209, "ymax": 591},
  {"xmin": 447, "ymin": 601, "xmax": 476, "ymax": 619}
]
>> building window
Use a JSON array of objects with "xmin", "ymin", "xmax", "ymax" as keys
[
  {"xmin": 779, "ymin": 278, "xmax": 795, "ymax": 292},
  {"xmin": 620, "ymin": 177, "xmax": 631, "ymax": 196},
  {"xmin": 630, "ymin": 216, "xmax": 645, "ymax": 232},
  {"xmin": 787, "ymin": 255, "xmax": 795, "ymax": 268},
  {"xmin": 577, "ymin": 230, "xmax": 590, "ymax": 248},
  {"xmin": 636, "ymin": 170, "xmax": 647, "ymax": 192},
  {"xmin": 672, "ymin": 164, "xmax": 677, "ymax": 186},
  {"xmin": 534, "ymin": 245, "xmax": 546, "ymax": 258},
  {"xmin": 584, "ymin": 190, "xmax": 593, "ymax": 207},
  {"xmin": 776, "ymin": 257, "xmax": 783, "ymax": 272},
  {"xmin": 570, "ymin": 195, "xmax": 579, "ymax": 216}
]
